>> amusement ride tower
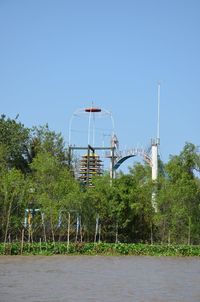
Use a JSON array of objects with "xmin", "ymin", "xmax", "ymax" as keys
[
  {"xmin": 68, "ymin": 105, "xmax": 117, "ymax": 186},
  {"xmin": 68, "ymin": 88, "xmax": 160, "ymax": 196}
]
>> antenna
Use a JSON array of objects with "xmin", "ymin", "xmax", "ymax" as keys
[{"xmin": 157, "ymin": 82, "xmax": 160, "ymax": 145}]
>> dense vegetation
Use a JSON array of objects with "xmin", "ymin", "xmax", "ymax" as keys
[
  {"xmin": 1, "ymin": 115, "xmax": 200, "ymax": 247},
  {"xmin": 1, "ymin": 242, "xmax": 200, "ymax": 257}
]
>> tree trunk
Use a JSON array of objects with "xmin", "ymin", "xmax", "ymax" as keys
[
  {"xmin": 21, "ymin": 229, "xmax": 24, "ymax": 255},
  {"xmin": 115, "ymin": 222, "xmax": 119, "ymax": 243},
  {"xmin": 188, "ymin": 216, "xmax": 191, "ymax": 245},
  {"xmin": 150, "ymin": 222, "xmax": 153, "ymax": 245},
  {"xmin": 41, "ymin": 213, "xmax": 47, "ymax": 243},
  {"xmin": 4, "ymin": 194, "xmax": 13, "ymax": 244},
  {"xmin": 94, "ymin": 215, "xmax": 99, "ymax": 243},
  {"xmin": 67, "ymin": 212, "xmax": 71, "ymax": 252},
  {"xmin": 50, "ymin": 208, "xmax": 55, "ymax": 243}
]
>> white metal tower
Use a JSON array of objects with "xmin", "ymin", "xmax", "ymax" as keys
[{"xmin": 151, "ymin": 83, "xmax": 161, "ymax": 212}]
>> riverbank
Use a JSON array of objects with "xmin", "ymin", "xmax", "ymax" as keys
[{"xmin": 1, "ymin": 242, "xmax": 200, "ymax": 256}]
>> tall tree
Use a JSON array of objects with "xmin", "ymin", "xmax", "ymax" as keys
[
  {"xmin": 157, "ymin": 143, "xmax": 200, "ymax": 244},
  {"xmin": 29, "ymin": 125, "xmax": 67, "ymax": 166},
  {"xmin": 0, "ymin": 168, "xmax": 26, "ymax": 242},
  {"xmin": 30, "ymin": 151, "xmax": 80, "ymax": 241},
  {"xmin": 0, "ymin": 115, "xmax": 30, "ymax": 172},
  {"xmin": 111, "ymin": 163, "xmax": 153, "ymax": 243}
]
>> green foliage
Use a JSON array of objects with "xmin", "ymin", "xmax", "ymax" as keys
[
  {"xmin": 0, "ymin": 115, "xmax": 30, "ymax": 171},
  {"xmin": 0, "ymin": 168, "xmax": 27, "ymax": 242},
  {"xmin": 29, "ymin": 125, "xmax": 68, "ymax": 166},
  {"xmin": 111, "ymin": 163, "xmax": 153, "ymax": 242},
  {"xmin": 29, "ymin": 151, "xmax": 80, "ymax": 241},
  {"xmin": 1, "ymin": 115, "xmax": 200, "ymax": 245},
  {"xmin": 157, "ymin": 142, "xmax": 200, "ymax": 244},
  {"xmin": 1, "ymin": 242, "xmax": 200, "ymax": 256}
]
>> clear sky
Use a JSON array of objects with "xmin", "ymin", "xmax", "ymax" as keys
[{"xmin": 0, "ymin": 0, "xmax": 200, "ymax": 168}]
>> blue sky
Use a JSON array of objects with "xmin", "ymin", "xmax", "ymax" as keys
[{"xmin": 0, "ymin": 0, "xmax": 200, "ymax": 168}]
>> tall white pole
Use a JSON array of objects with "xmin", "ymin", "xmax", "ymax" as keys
[
  {"xmin": 152, "ymin": 143, "xmax": 158, "ymax": 181},
  {"xmin": 151, "ymin": 141, "xmax": 158, "ymax": 212},
  {"xmin": 92, "ymin": 113, "xmax": 95, "ymax": 146},
  {"xmin": 151, "ymin": 83, "xmax": 161, "ymax": 213},
  {"xmin": 152, "ymin": 82, "xmax": 161, "ymax": 181},
  {"xmin": 157, "ymin": 82, "xmax": 160, "ymax": 145},
  {"xmin": 68, "ymin": 114, "xmax": 74, "ymax": 146},
  {"xmin": 88, "ymin": 110, "xmax": 92, "ymax": 145}
]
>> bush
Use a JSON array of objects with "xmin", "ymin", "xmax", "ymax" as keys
[{"xmin": 0, "ymin": 242, "xmax": 200, "ymax": 256}]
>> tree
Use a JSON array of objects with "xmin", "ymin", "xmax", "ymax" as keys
[
  {"xmin": 157, "ymin": 142, "xmax": 200, "ymax": 244},
  {"xmin": 111, "ymin": 163, "xmax": 153, "ymax": 243},
  {"xmin": 0, "ymin": 168, "xmax": 26, "ymax": 242},
  {"xmin": 28, "ymin": 124, "xmax": 68, "ymax": 166},
  {"xmin": 0, "ymin": 115, "xmax": 30, "ymax": 172},
  {"xmin": 30, "ymin": 151, "xmax": 80, "ymax": 241},
  {"xmin": 80, "ymin": 175, "xmax": 116, "ymax": 242}
]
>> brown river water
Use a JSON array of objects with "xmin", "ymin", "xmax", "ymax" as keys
[{"xmin": 0, "ymin": 256, "xmax": 200, "ymax": 302}]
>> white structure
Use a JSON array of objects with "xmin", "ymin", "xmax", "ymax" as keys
[
  {"xmin": 151, "ymin": 139, "xmax": 159, "ymax": 212},
  {"xmin": 151, "ymin": 139, "xmax": 159, "ymax": 181},
  {"xmin": 151, "ymin": 83, "xmax": 161, "ymax": 212},
  {"xmin": 152, "ymin": 83, "xmax": 161, "ymax": 182},
  {"xmin": 68, "ymin": 106, "xmax": 115, "ymax": 147}
]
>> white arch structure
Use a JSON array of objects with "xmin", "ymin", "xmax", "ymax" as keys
[{"xmin": 68, "ymin": 106, "xmax": 115, "ymax": 146}]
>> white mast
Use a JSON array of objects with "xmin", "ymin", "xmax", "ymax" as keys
[
  {"xmin": 157, "ymin": 82, "xmax": 161, "ymax": 145},
  {"xmin": 151, "ymin": 83, "xmax": 161, "ymax": 212},
  {"xmin": 152, "ymin": 82, "xmax": 161, "ymax": 181}
]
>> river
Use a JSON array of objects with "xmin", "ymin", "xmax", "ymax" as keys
[{"xmin": 0, "ymin": 256, "xmax": 200, "ymax": 302}]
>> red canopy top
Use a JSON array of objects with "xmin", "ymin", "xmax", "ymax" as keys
[{"xmin": 85, "ymin": 107, "xmax": 101, "ymax": 113}]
